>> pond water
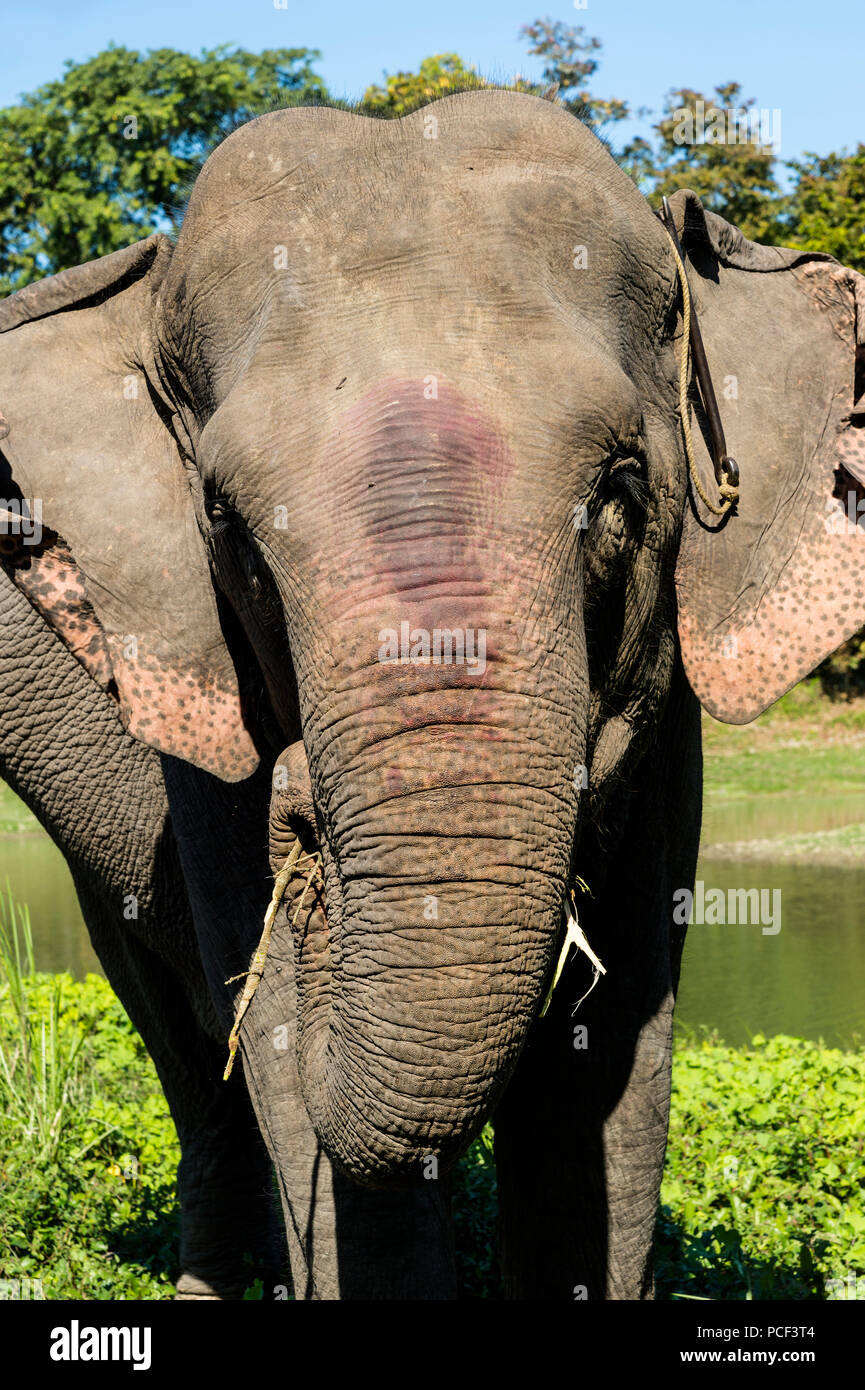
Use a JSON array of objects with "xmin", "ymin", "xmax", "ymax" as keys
[
  {"xmin": 1, "ymin": 793, "xmax": 864, "ymax": 1048},
  {"xmin": 677, "ymin": 857, "xmax": 865, "ymax": 1047},
  {"xmin": 702, "ymin": 791, "xmax": 865, "ymax": 847},
  {"xmin": 0, "ymin": 831, "xmax": 98, "ymax": 977}
]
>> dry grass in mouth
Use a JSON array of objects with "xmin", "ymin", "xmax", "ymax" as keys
[{"xmin": 222, "ymin": 843, "xmax": 323, "ymax": 1080}]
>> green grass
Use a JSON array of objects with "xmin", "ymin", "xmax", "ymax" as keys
[
  {"xmin": 0, "ymin": 887, "xmax": 87, "ymax": 1164},
  {"xmin": 0, "ymin": 895, "xmax": 180, "ymax": 1299},
  {"xmin": 703, "ymin": 681, "xmax": 865, "ymax": 804},
  {"xmin": 704, "ymin": 744, "xmax": 865, "ymax": 803},
  {"xmin": 2, "ymin": 889, "xmax": 862, "ymax": 1300}
]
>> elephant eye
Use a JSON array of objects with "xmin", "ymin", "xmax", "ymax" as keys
[
  {"xmin": 203, "ymin": 493, "xmax": 271, "ymax": 599},
  {"xmin": 205, "ymin": 494, "xmax": 235, "ymax": 536},
  {"xmin": 607, "ymin": 454, "xmax": 649, "ymax": 512},
  {"xmin": 583, "ymin": 448, "xmax": 649, "ymax": 524}
]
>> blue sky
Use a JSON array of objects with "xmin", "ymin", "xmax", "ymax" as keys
[{"xmin": 1, "ymin": 0, "xmax": 862, "ymax": 163}]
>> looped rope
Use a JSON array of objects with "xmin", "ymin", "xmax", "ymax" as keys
[{"xmin": 666, "ymin": 234, "xmax": 740, "ymax": 518}]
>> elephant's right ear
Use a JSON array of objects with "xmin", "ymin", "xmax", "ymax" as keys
[
  {"xmin": 0, "ymin": 237, "xmax": 259, "ymax": 781},
  {"xmin": 672, "ymin": 190, "xmax": 865, "ymax": 723}
]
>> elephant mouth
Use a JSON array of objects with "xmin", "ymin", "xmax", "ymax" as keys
[
  {"xmin": 276, "ymin": 828, "xmax": 328, "ymax": 966},
  {"xmin": 268, "ymin": 741, "xmax": 334, "ymax": 1039}
]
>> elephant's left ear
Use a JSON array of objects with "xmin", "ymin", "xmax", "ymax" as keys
[
  {"xmin": 671, "ymin": 189, "xmax": 865, "ymax": 723},
  {"xmin": 0, "ymin": 238, "xmax": 259, "ymax": 780}
]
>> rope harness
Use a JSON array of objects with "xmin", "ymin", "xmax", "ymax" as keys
[
  {"xmin": 540, "ymin": 204, "xmax": 743, "ymax": 1018},
  {"xmin": 659, "ymin": 196, "xmax": 740, "ymax": 519}
]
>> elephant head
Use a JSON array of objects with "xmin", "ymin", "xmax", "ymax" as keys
[{"xmin": 1, "ymin": 91, "xmax": 863, "ymax": 1186}]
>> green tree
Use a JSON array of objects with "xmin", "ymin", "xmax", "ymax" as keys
[
  {"xmin": 785, "ymin": 145, "xmax": 865, "ymax": 272},
  {"xmin": 360, "ymin": 22, "xmax": 628, "ymax": 123},
  {"xmin": 519, "ymin": 17, "xmax": 630, "ymax": 125},
  {"xmin": 622, "ymin": 83, "xmax": 784, "ymax": 241},
  {"xmin": 0, "ymin": 44, "xmax": 326, "ymax": 293},
  {"xmin": 361, "ymin": 54, "xmax": 487, "ymax": 116}
]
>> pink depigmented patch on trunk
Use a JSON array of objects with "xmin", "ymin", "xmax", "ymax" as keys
[
  {"xmin": 296, "ymin": 377, "xmax": 541, "ymax": 791},
  {"xmin": 308, "ymin": 377, "xmax": 526, "ymax": 655},
  {"xmin": 317, "ymin": 375, "xmax": 514, "ymax": 602},
  {"xmin": 326, "ymin": 376, "xmax": 513, "ymax": 487}
]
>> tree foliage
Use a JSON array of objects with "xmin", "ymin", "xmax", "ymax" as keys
[
  {"xmin": 359, "ymin": 21, "xmax": 630, "ymax": 125},
  {"xmin": 785, "ymin": 145, "xmax": 865, "ymax": 273},
  {"xmin": 361, "ymin": 54, "xmax": 487, "ymax": 117},
  {"xmin": 621, "ymin": 83, "xmax": 785, "ymax": 242},
  {"xmin": 621, "ymin": 83, "xmax": 865, "ymax": 275},
  {"xmin": 519, "ymin": 17, "xmax": 629, "ymax": 125},
  {"xmin": 0, "ymin": 44, "xmax": 325, "ymax": 293}
]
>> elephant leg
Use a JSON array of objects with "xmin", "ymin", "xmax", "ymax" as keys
[
  {"xmin": 162, "ymin": 755, "xmax": 457, "ymax": 1301},
  {"xmin": 240, "ymin": 946, "xmax": 456, "ymax": 1301},
  {"xmin": 77, "ymin": 889, "xmax": 281, "ymax": 1301},
  {"xmin": 494, "ymin": 945, "xmax": 679, "ymax": 1299},
  {"xmin": 0, "ymin": 573, "xmax": 278, "ymax": 1299},
  {"xmin": 494, "ymin": 664, "xmax": 701, "ymax": 1300}
]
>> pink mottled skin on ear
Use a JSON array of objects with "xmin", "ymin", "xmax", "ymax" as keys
[
  {"xmin": 109, "ymin": 644, "xmax": 259, "ymax": 781},
  {"xmin": 679, "ymin": 438, "xmax": 865, "ymax": 724},
  {"xmin": 678, "ymin": 256, "xmax": 865, "ymax": 723},
  {"xmin": 0, "ymin": 518, "xmax": 114, "ymax": 686},
  {"xmin": 1, "ymin": 518, "xmax": 258, "ymax": 781}
]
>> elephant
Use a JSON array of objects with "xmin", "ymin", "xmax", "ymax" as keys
[
  {"xmin": 1, "ymin": 87, "xmax": 863, "ymax": 1300},
  {"xmin": 0, "ymin": 565, "xmax": 281, "ymax": 1299}
]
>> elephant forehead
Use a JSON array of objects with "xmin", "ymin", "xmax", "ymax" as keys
[
  {"xmin": 188, "ymin": 91, "xmax": 637, "ymax": 204},
  {"xmin": 174, "ymin": 101, "xmax": 654, "ymax": 307}
]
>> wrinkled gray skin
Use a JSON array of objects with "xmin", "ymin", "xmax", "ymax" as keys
[
  {"xmin": 2, "ymin": 89, "xmax": 862, "ymax": 1299},
  {"xmin": 0, "ymin": 569, "xmax": 280, "ymax": 1299}
]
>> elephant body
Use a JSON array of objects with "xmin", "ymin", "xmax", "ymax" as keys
[
  {"xmin": 1, "ymin": 89, "xmax": 863, "ymax": 1298},
  {"xmin": 0, "ymin": 568, "xmax": 278, "ymax": 1299},
  {"xmin": 0, "ymin": 560, "xmax": 700, "ymax": 1297}
]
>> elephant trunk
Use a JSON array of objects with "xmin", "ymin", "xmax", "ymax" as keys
[
  {"xmin": 271, "ymin": 610, "xmax": 586, "ymax": 1187},
  {"xmin": 266, "ymin": 376, "xmax": 587, "ymax": 1185}
]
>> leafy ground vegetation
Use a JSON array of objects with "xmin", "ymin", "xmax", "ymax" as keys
[
  {"xmin": 1, "ymin": 890, "xmax": 861, "ymax": 1301},
  {"xmin": 701, "ymin": 681, "xmax": 865, "ymax": 861},
  {"xmin": 0, "ymin": 893, "xmax": 179, "ymax": 1299},
  {"xmin": 656, "ymin": 1032, "xmax": 865, "ymax": 1301},
  {"xmin": 456, "ymin": 1031, "xmax": 865, "ymax": 1301}
]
